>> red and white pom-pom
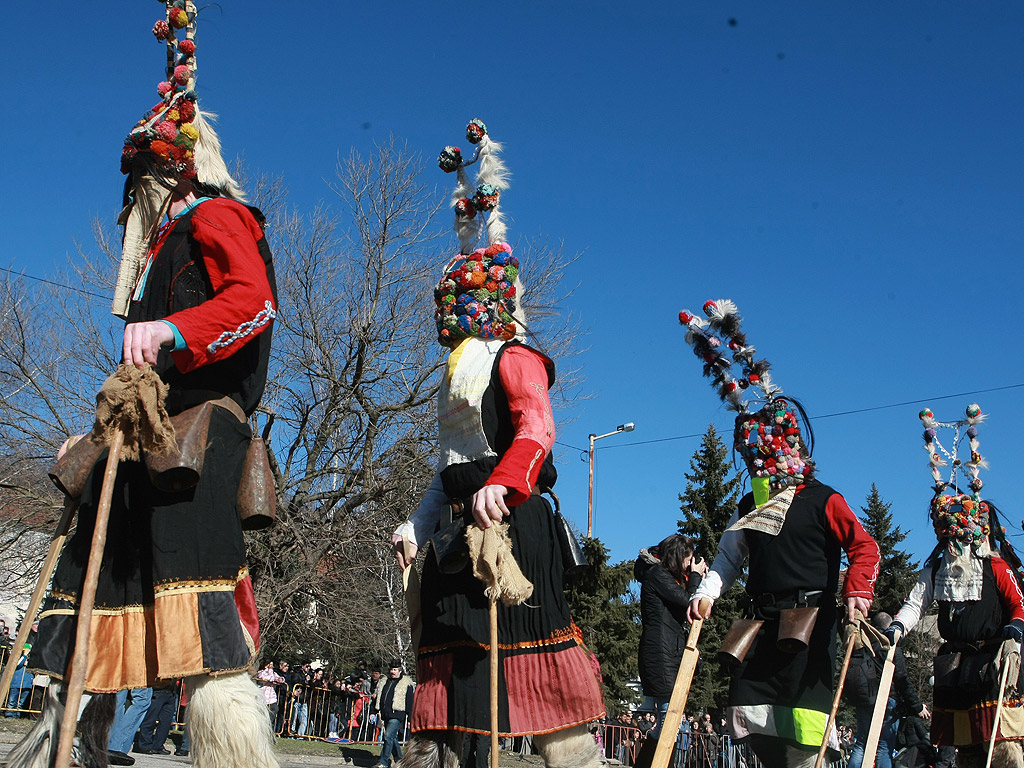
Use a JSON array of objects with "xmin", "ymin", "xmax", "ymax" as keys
[
  {"xmin": 153, "ymin": 19, "xmax": 171, "ymax": 40},
  {"xmin": 173, "ymin": 65, "xmax": 191, "ymax": 85},
  {"xmin": 178, "ymin": 39, "xmax": 196, "ymax": 56},
  {"xmin": 702, "ymin": 298, "xmax": 739, "ymax": 322},
  {"xmin": 157, "ymin": 81, "xmax": 173, "ymax": 98},
  {"xmin": 679, "ymin": 310, "xmax": 694, "ymax": 325}
]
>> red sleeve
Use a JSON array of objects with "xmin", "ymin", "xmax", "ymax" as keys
[
  {"xmin": 824, "ymin": 492, "xmax": 880, "ymax": 600},
  {"xmin": 991, "ymin": 556, "xmax": 1024, "ymax": 623},
  {"xmin": 166, "ymin": 198, "xmax": 276, "ymax": 373},
  {"xmin": 486, "ymin": 345, "xmax": 556, "ymax": 506}
]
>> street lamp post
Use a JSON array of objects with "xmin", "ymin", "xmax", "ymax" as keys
[{"xmin": 587, "ymin": 422, "xmax": 635, "ymax": 537}]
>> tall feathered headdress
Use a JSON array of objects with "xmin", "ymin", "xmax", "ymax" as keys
[
  {"xmin": 433, "ymin": 120, "xmax": 524, "ymax": 348},
  {"xmin": 679, "ymin": 300, "xmax": 813, "ymax": 498},
  {"xmin": 678, "ymin": 300, "xmax": 778, "ymax": 413},
  {"xmin": 113, "ymin": 0, "xmax": 245, "ymax": 318},
  {"xmin": 438, "ymin": 118, "xmax": 510, "ymax": 255},
  {"xmin": 919, "ymin": 404, "xmax": 993, "ymax": 551}
]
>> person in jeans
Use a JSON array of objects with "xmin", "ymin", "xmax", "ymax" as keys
[
  {"xmin": 135, "ymin": 681, "xmax": 178, "ymax": 755},
  {"xmin": 108, "ymin": 687, "xmax": 153, "ymax": 766},
  {"xmin": 372, "ymin": 662, "xmax": 414, "ymax": 768},
  {"xmin": 4, "ymin": 644, "xmax": 33, "ymax": 717},
  {"xmin": 289, "ymin": 662, "xmax": 312, "ymax": 737}
]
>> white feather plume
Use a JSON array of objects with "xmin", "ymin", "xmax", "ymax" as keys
[
  {"xmin": 704, "ymin": 299, "xmax": 739, "ymax": 325},
  {"xmin": 452, "ymin": 163, "xmax": 482, "ymax": 254},
  {"xmin": 191, "ymin": 108, "xmax": 247, "ymax": 202}
]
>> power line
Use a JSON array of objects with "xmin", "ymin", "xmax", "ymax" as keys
[
  {"xmin": 576, "ymin": 382, "xmax": 1024, "ymax": 453},
  {"xmin": 0, "ymin": 264, "xmax": 107, "ymax": 301}
]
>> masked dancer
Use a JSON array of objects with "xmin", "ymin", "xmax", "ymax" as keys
[
  {"xmin": 392, "ymin": 119, "xmax": 605, "ymax": 768},
  {"xmin": 5, "ymin": 4, "xmax": 278, "ymax": 767},
  {"xmin": 888, "ymin": 405, "xmax": 1024, "ymax": 768},
  {"xmin": 679, "ymin": 300, "xmax": 879, "ymax": 768}
]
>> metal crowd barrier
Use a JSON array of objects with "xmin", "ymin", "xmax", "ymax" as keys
[
  {"xmin": 0, "ymin": 645, "xmax": 45, "ymax": 719},
  {"xmin": 271, "ymin": 684, "xmax": 410, "ymax": 745}
]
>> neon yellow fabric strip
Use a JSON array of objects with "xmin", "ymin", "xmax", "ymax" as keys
[{"xmin": 774, "ymin": 705, "xmax": 828, "ymax": 747}]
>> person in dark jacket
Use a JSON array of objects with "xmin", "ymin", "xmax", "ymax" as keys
[
  {"xmin": 636, "ymin": 535, "xmax": 707, "ymax": 730},
  {"xmin": 635, "ymin": 534, "xmax": 708, "ymax": 745}
]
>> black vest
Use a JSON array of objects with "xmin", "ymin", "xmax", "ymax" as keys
[
  {"xmin": 742, "ymin": 480, "xmax": 842, "ymax": 598},
  {"xmin": 935, "ymin": 557, "xmax": 1006, "ymax": 643},
  {"xmin": 439, "ymin": 341, "xmax": 558, "ymax": 500},
  {"xmin": 125, "ymin": 201, "xmax": 278, "ymax": 416}
]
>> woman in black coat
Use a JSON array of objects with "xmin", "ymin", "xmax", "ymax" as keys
[{"xmin": 634, "ymin": 535, "xmax": 708, "ymax": 738}]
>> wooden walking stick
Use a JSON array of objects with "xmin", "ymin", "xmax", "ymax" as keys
[
  {"xmin": 54, "ymin": 428, "xmax": 125, "ymax": 768},
  {"xmin": 490, "ymin": 597, "xmax": 499, "ymax": 768},
  {"xmin": 0, "ymin": 497, "xmax": 78, "ymax": 709},
  {"xmin": 985, "ymin": 646, "xmax": 1015, "ymax": 768},
  {"xmin": 814, "ymin": 628, "xmax": 859, "ymax": 768},
  {"xmin": 861, "ymin": 636, "xmax": 899, "ymax": 768},
  {"xmin": 651, "ymin": 599, "xmax": 711, "ymax": 768}
]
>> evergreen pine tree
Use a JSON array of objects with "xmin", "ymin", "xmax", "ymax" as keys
[
  {"xmin": 566, "ymin": 536, "xmax": 642, "ymax": 711},
  {"xmin": 858, "ymin": 484, "xmax": 919, "ymax": 616},
  {"xmin": 676, "ymin": 423, "xmax": 743, "ymax": 713}
]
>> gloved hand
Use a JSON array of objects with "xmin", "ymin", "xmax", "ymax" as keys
[
  {"xmin": 1003, "ymin": 619, "xmax": 1024, "ymax": 644},
  {"xmin": 884, "ymin": 620, "xmax": 906, "ymax": 647},
  {"xmin": 996, "ymin": 636, "xmax": 1022, "ymax": 684}
]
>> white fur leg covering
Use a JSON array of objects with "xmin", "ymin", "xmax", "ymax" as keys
[
  {"xmin": 2, "ymin": 685, "xmax": 63, "ymax": 768},
  {"xmin": 398, "ymin": 732, "xmax": 463, "ymax": 768},
  {"xmin": 535, "ymin": 725, "xmax": 604, "ymax": 768},
  {"xmin": 186, "ymin": 672, "xmax": 280, "ymax": 768}
]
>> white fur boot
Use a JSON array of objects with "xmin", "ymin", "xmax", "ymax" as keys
[
  {"xmin": 535, "ymin": 725, "xmax": 604, "ymax": 768},
  {"xmin": 186, "ymin": 672, "xmax": 279, "ymax": 768}
]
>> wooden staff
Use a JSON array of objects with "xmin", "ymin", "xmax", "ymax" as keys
[
  {"xmin": 0, "ymin": 497, "xmax": 78, "ymax": 709},
  {"xmin": 490, "ymin": 598, "xmax": 499, "ymax": 768},
  {"xmin": 861, "ymin": 640, "xmax": 898, "ymax": 768},
  {"xmin": 814, "ymin": 630, "xmax": 858, "ymax": 768},
  {"xmin": 651, "ymin": 599, "xmax": 710, "ymax": 768},
  {"xmin": 985, "ymin": 648, "xmax": 1015, "ymax": 768},
  {"xmin": 55, "ymin": 429, "xmax": 124, "ymax": 768}
]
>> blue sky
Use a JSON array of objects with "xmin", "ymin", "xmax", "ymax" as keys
[{"xmin": 3, "ymin": 3, "xmax": 1023, "ymax": 578}]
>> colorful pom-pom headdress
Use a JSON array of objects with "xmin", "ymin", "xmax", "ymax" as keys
[
  {"xmin": 113, "ymin": 0, "xmax": 245, "ymax": 319},
  {"xmin": 678, "ymin": 300, "xmax": 814, "ymax": 500},
  {"xmin": 919, "ymin": 404, "xmax": 994, "ymax": 553},
  {"xmin": 434, "ymin": 120, "xmax": 524, "ymax": 348}
]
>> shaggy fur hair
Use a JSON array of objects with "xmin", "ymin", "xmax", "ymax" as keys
[
  {"xmin": 958, "ymin": 742, "xmax": 1024, "ymax": 768},
  {"xmin": 2, "ymin": 687, "xmax": 115, "ymax": 768},
  {"xmin": 534, "ymin": 725, "xmax": 605, "ymax": 768},
  {"xmin": 186, "ymin": 672, "xmax": 279, "ymax": 768},
  {"xmin": 398, "ymin": 732, "xmax": 463, "ymax": 768}
]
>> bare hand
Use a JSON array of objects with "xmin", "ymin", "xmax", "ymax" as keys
[
  {"xmin": 690, "ymin": 557, "xmax": 709, "ymax": 577},
  {"xmin": 471, "ymin": 484, "xmax": 511, "ymax": 529},
  {"xmin": 688, "ymin": 598, "xmax": 712, "ymax": 622},
  {"xmin": 846, "ymin": 596, "xmax": 871, "ymax": 623},
  {"xmin": 123, "ymin": 321, "xmax": 174, "ymax": 368},
  {"xmin": 392, "ymin": 533, "xmax": 418, "ymax": 569},
  {"xmin": 920, "ymin": 704, "xmax": 931, "ymax": 720},
  {"xmin": 57, "ymin": 434, "xmax": 85, "ymax": 460}
]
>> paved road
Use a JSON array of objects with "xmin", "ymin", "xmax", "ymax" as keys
[{"xmin": 0, "ymin": 742, "xmax": 353, "ymax": 767}]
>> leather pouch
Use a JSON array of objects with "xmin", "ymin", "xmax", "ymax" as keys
[
  {"xmin": 777, "ymin": 606, "xmax": 820, "ymax": 653},
  {"xmin": 237, "ymin": 436, "xmax": 277, "ymax": 530},
  {"xmin": 719, "ymin": 618, "xmax": 764, "ymax": 666}
]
